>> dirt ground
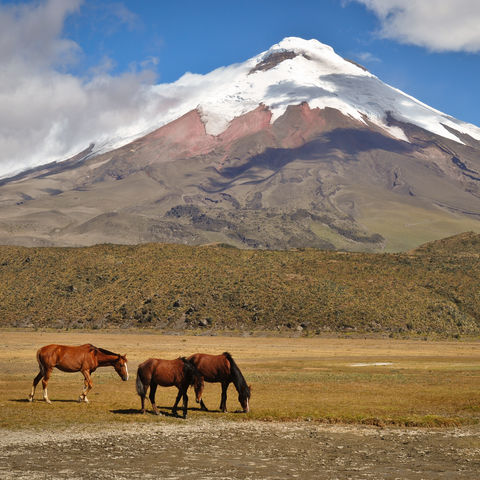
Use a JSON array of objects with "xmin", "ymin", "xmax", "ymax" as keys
[{"xmin": 1, "ymin": 420, "xmax": 480, "ymax": 480}]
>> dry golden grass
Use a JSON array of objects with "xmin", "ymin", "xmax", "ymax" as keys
[{"xmin": 1, "ymin": 331, "xmax": 480, "ymax": 429}]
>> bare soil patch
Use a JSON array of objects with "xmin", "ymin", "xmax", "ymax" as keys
[{"xmin": 2, "ymin": 420, "xmax": 480, "ymax": 479}]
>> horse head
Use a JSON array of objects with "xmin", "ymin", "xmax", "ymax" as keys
[
  {"xmin": 238, "ymin": 384, "xmax": 251, "ymax": 413},
  {"xmin": 114, "ymin": 354, "xmax": 129, "ymax": 381}
]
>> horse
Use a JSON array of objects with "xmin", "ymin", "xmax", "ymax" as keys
[
  {"xmin": 188, "ymin": 352, "xmax": 251, "ymax": 413},
  {"xmin": 136, "ymin": 357, "xmax": 197, "ymax": 418},
  {"xmin": 28, "ymin": 344, "xmax": 128, "ymax": 404}
]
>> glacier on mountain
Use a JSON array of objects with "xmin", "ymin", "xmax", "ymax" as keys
[{"xmin": 99, "ymin": 37, "xmax": 480, "ymax": 157}]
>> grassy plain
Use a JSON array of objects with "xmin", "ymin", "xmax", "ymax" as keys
[{"xmin": 2, "ymin": 331, "xmax": 480, "ymax": 430}]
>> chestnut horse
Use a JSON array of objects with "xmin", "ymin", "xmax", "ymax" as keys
[
  {"xmin": 188, "ymin": 352, "xmax": 251, "ymax": 413},
  {"xmin": 136, "ymin": 357, "xmax": 197, "ymax": 418},
  {"xmin": 28, "ymin": 344, "xmax": 128, "ymax": 404}
]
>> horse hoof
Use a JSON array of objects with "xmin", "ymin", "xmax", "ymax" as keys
[
  {"xmin": 28, "ymin": 396, "xmax": 33, "ymax": 402},
  {"xmin": 45, "ymin": 399, "xmax": 52, "ymax": 404}
]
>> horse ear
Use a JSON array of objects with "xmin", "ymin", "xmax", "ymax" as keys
[{"xmin": 248, "ymin": 384, "xmax": 252, "ymax": 392}]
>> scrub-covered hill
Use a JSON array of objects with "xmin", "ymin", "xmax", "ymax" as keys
[{"xmin": 1, "ymin": 233, "xmax": 479, "ymax": 336}]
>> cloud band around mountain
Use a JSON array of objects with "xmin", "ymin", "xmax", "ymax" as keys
[{"xmin": 0, "ymin": 0, "xmax": 160, "ymax": 178}]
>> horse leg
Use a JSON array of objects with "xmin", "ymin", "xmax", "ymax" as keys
[
  {"xmin": 220, "ymin": 381, "xmax": 229, "ymax": 412},
  {"xmin": 140, "ymin": 389, "xmax": 146, "ymax": 414},
  {"xmin": 172, "ymin": 388, "xmax": 182, "ymax": 417},
  {"xmin": 182, "ymin": 388, "xmax": 189, "ymax": 419},
  {"xmin": 149, "ymin": 383, "xmax": 159, "ymax": 415},
  {"xmin": 28, "ymin": 370, "xmax": 44, "ymax": 402},
  {"xmin": 79, "ymin": 370, "xmax": 93, "ymax": 403},
  {"xmin": 41, "ymin": 368, "xmax": 53, "ymax": 404},
  {"xmin": 195, "ymin": 376, "xmax": 208, "ymax": 411}
]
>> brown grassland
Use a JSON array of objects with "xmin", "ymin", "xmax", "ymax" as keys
[{"xmin": 2, "ymin": 331, "xmax": 480, "ymax": 429}]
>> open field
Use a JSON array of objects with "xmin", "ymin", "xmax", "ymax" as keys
[
  {"xmin": 2, "ymin": 331, "xmax": 480, "ymax": 478},
  {"xmin": 2, "ymin": 331, "xmax": 480, "ymax": 427}
]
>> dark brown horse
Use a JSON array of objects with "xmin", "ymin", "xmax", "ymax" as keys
[
  {"xmin": 28, "ymin": 344, "xmax": 128, "ymax": 404},
  {"xmin": 136, "ymin": 357, "xmax": 197, "ymax": 418},
  {"xmin": 188, "ymin": 352, "xmax": 251, "ymax": 413}
]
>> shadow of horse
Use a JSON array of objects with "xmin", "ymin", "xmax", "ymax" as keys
[
  {"xmin": 110, "ymin": 408, "xmax": 143, "ymax": 415},
  {"xmin": 11, "ymin": 398, "xmax": 80, "ymax": 403},
  {"xmin": 111, "ymin": 405, "xmax": 199, "ymax": 417}
]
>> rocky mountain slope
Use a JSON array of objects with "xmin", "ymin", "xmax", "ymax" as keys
[{"xmin": 1, "ymin": 38, "xmax": 480, "ymax": 251}]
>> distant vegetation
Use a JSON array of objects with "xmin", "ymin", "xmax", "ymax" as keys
[{"xmin": 1, "ymin": 232, "xmax": 479, "ymax": 337}]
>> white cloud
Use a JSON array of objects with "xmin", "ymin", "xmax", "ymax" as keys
[
  {"xmin": 356, "ymin": 52, "xmax": 381, "ymax": 63},
  {"xmin": 353, "ymin": 0, "xmax": 480, "ymax": 52},
  {"xmin": 140, "ymin": 56, "xmax": 160, "ymax": 69},
  {"xmin": 0, "ymin": 0, "xmax": 162, "ymax": 178},
  {"xmin": 0, "ymin": 0, "xmax": 82, "ymax": 68}
]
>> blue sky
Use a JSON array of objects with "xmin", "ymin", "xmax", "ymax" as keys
[{"xmin": 1, "ymin": 0, "xmax": 479, "ymax": 176}]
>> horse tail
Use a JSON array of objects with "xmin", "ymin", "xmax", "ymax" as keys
[
  {"xmin": 136, "ymin": 367, "xmax": 146, "ymax": 397},
  {"xmin": 36, "ymin": 348, "xmax": 46, "ymax": 375},
  {"xmin": 180, "ymin": 357, "xmax": 199, "ymax": 387}
]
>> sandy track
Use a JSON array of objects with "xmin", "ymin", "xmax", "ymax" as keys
[{"xmin": 1, "ymin": 420, "xmax": 480, "ymax": 479}]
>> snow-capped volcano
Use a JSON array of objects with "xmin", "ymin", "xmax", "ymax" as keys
[
  {"xmin": 1, "ymin": 37, "xmax": 480, "ymax": 251},
  {"xmin": 96, "ymin": 36, "xmax": 480, "ymax": 156}
]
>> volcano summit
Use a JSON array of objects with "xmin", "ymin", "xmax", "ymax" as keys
[{"xmin": 1, "ymin": 37, "xmax": 480, "ymax": 251}]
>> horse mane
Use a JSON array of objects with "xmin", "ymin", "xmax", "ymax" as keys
[
  {"xmin": 223, "ymin": 352, "xmax": 249, "ymax": 396},
  {"xmin": 95, "ymin": 346, "xmax": 120, "ymax": 357},
  {"xmin": 180, "ymin": 356, "xmax": 198, "ymax": 386}
]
